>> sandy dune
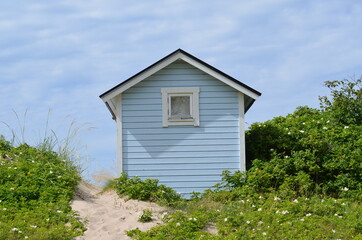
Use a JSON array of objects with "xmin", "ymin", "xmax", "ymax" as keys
[{"xmin": 71, "ymin": 181, "xmax": 166, "ymax": 240}]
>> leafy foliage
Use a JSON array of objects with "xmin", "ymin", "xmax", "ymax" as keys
[
  {"xmin": 125, "ymin": 78, "xmax": 362, "ymax": 239},
  {"xmin": 138, "ymin": 210, "xmax": 153, "ymax": 223},
  {"xmin": 0, "ymin": 137, "xmax": 84, "ymax": 239},
  {"xmin": 114, "ymin": 172, "xmax": 182, "ymax": 206}
]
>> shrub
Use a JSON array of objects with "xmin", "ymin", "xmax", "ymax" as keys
[
  {"xmin": 114, "ymin": 172, "xmax": 182, "ymax": 206},
  {"xmin": 0, "ymin": 137, "xmax": 85, "ymax": 239}
]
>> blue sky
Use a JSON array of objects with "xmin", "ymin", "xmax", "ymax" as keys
[{"xmin": 1, "ymin": 0, "xmax": 361, "ymax": 182}]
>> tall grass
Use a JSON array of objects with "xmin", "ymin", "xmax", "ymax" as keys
[{"xmin": 1, "ymin": 109, "xmax": 94, "ymax": 168}]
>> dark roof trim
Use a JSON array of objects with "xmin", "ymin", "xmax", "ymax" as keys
[{"xmin": 99, "ymin": 48, "xmax": 261, "ymax": 98}]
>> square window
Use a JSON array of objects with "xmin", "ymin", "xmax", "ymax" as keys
[
  {"xmin": 170, "ymin": 95, "xmax": 191, "ymax": 119},
  {"xmin": 161, "ymin": 87, "xmax": 199, "ymax": 127}
]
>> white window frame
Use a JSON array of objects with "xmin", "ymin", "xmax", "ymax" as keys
[{"xmin": 161, "ymin": 87, "xmax": 199, "ymax": 127}]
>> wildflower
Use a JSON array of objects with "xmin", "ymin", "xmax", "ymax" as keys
[
  {"xmin": 342, "ymin": 203, "xmax": 346, "ymax": 206},
  {"xmin": 246, "ymin": 220, "xmax": 250, "ymax": 224},
  {"xmin": 56, "ymin": 210, "xmax": 62, "ymax": 213},
  {"xmin": 302, "ymin": 122, "xmax": 305, "ymax": 125},
  {"xmin": 57, "ymin": 176, "xmax": 62, "ymax": 178},
  {"xmin": 246, "ymin": 199, "xmax": 250, "ymax": 202},
  {"xmin": 262, "ymin": 232, "xmax": 267, "ymax": 236},
  {"xmin": 282, "ymin": 210, "xmax": 289, "ymax": 214},
  {"xmin": 270, "ymin": 148, "xmax": 274, "ymax": 151},
  {"xmin": 274, "ymin": 196, "xmax": 281, "ymax": 201},
  {"xmin": 239, "ymin": 199, "xmax": 245, "ymax": 203},
  {"xmin": 258, "ymin": 208, "xmax": 262, "ymax": 211},
  {"xmin": 10, "ymin": 187, "xmax": 15, "ymax": 190},
  {"xmin": 323, "ymin": 127, "xmax": 328, "ymax": 130},
  {"xmin": 49, "ymin": 171, "xmax": 53, "ymax": 174},
  {"xmin": 3, "ymin": 208, "xmax": 7, "ymax": 211},
  {"xmin": 342, "ymin": 187, "xmax": 349, "ymax": 191},
  {"xmin": 306, "ymin": 213, "xmax": 312, "ymax": 216},
  {"xmin": 327, "ymin": 120, "xmax": 330, "ymax": 123},
  {"xmin": 332, "ymin": 229, "xmax": 336, "ymax": 233},
  {"xmin": 339, "ymin": 216, "xmax": 342, "ymax": 218},
  {"xmin": 334, "ymin": 213, "xmax": 338, "ymax": 216},
  {"xmin": 46, "ymin": 218, "xmax": 50, "ymax": 221},
  {"xmin": 30, "ymin": 225, "xmax": 37, "ymax": 228},
  {"xmin": 293, "ymin": 199, "xmax": 298, "ymax": 203},
  {"xmin": 216, "ymin": 209, "xmax": 220, "ymax": 212},
  {"xmin": 275, "ymin": 210, "xmax": 280, "ymax": 214},
  {"xmin": 288, "ymin": 132, "xmax": 291, "ymax": 135},
  {"xmin": 25, "ymin": 237, "xmax": 29, "ymax": 239},
  {"xmin": 176, "ymin": 222, "xmax": 180, "ymax": 226},
  {"xmin": 12, "ymin": 228, "xmax": 19, "ymax": 231},
  {"xmin": 299, "ymin": 130, "xmax": 305, "ymax": 133},
  {"xmin": 240, "ymin": 212, "xmax": 243, "ymax": 215},
  {"xmin": 252, "ymin": 204, "xmax": 256, "ymax": 208},
  {"xmin": 344, "ymin": 126, "xmax": 349, "ymax": 129},
  {"xmin": 321, "ymin": 199, "xmax": 325, "ymax": 202},
  {"xmin": 300, "ymin": 218, "xmax": 305, "ymax": 221},
  {"xmin": 224, "ymin": 218, "xmax": 228, "ymax": 222},
  {"xmin": 258, "ymin": 221, "xmax": 263, "ymax": 225},
  {"xmin": 259, "ymin": 195, "xmax": 263, "ymax": 199}
]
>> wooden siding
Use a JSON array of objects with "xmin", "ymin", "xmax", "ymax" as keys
[{"xmin": 121, "ymin": 60, "xmax": 241, "ymax": 198}]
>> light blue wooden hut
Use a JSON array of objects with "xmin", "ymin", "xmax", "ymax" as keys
[{"xmin": 100, "ymin": 49, "xmax": 261, "ymax": 198}]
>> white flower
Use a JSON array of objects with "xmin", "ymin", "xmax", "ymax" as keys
[
  {"xmin": 49, "ymin": 171, "xmax": 53, "ymax": 174},
  {"xmin": 12, "ymin": 228, "xmax": 19, "ymax": 231},
  {"xmin": 282, "ymin": 210, "xmax": 289, "ymax": 214},
  {"xmin": 46, "ymin": 218, "xmax": 50, "ymax": 221},
  {"xmin": 56, "ymin": 210, "xmax": 62, "ymax": 213},
  {"xmin": 259, "ymin": 196, "xmax": 263, "ymax": 199},
  {"xmin": 342, "ymin": 203, "xmax": 346, "ymax": 206},
  {"xmin": 276, "ymin": 210, "xmax": 280, "ymax": 214},
  {"xmin": 176, "ymin": 222, "xmax": 180, "ymax": 226},
  {"xmin": 258, "ymin": 221, "xmax": 263, "ymax": 225},
  {"xmin": 252, "ymin": 204, "xmax": 256, "ymax": 208},
  {"xmin": 299, "ymin": 130, "xmax": 305, "ymax": 133},
  {"xmin": 57, "ymin": 176, "xmax": 62, "ymax": 178},
  {"xmin": 293, "ymin": 199, "xmax": 299, "ymax": 203},
  {"xmin": 327, "ymin": 120, "xmax": 330, "ymax": 123},
  {"xmin": 270, "ymin": 148, "xmax": 274, "ymax": 151},
  {"xmin": 321, "ymin": 199, "xmax": 325, "ymax": 202},
  {"xmin": 224, "ymin": 218, "xmax": 228, "ymax": 222},
  {"xmin": 240, "ymin": 212, "xmax": 243, "ymax": 215},
  {"xmin": 344, "ymin": 126, "xmax": 349, "ymax": 129},
  {"xmin": 3, "ymin": 208, "xmax": 6, "ymax": 211},
  {"xmin": 258, "ymin": 208, "xmax": 262, "ymax": 211},
  {"xmin": 300, "ymin": 218, "xmax": 305, "ymax": 221},
  {"xmin": 246, "ymin": 220, "xmax": 250, "ymax": 224},
  {"xmin": 332, "ymin": 229, "xmax": 336, "ymax": 233},
  {"xmin": 334, "ymin": 213, "xmax": 338, "ymax": 216},
  {"xmin": 342, "ymin": 187, "xmax": 349, "ymax": 191},
  {"xmin": 306, "ymin": 213, "xmax": 312, "ymax": 216},
  {"xmin": 262, "ymin": 232, "xmax": 267, "ymax": 236},
  {"xmin": 10, "ymin": 187, "xmax": 15, "ymax": 190},
  {"xmin": 274, "ymin": 196, "xmax": 281, "ymax": 201},
  {"xmin": 288, "ymin": 132, "xmax": 291, "ymax": 135},
  {"xmin": 323, "ymin": 127, "xmax": 328, "ymax": 130},
  {"xmin": 25, "ymin": 236, "xmax": 29, "ymax": 239},
  {"xmin": 339, "ymin": 216, "xmax": 342, "ymax": 218},
  {"xmin": 30, "ymin": 225, "xmax": 37, "ymax": 228},
  {"xmin": 302, "ymin": 122, "xmax": 305, "ymax": 125}
]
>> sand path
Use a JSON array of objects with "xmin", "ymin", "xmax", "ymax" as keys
[{"xmin": 71, "ymin": 181, "xmax": 166, "ymax": 240}]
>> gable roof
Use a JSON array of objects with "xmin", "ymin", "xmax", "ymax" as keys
[{"xmin": 100, "ymin": 49, "xmax": 261, "ymax": 119}]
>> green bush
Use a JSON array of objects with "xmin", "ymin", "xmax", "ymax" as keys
[
  {"xmin": 114, "ymin": 172, "xmax": 182, "ymax": 206},
  {"xmin": 0, "ymin": 137, "xmax": 84, "ymax": 239}
]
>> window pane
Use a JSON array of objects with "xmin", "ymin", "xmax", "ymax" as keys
[{"xmin": 170, "ymin": 96, "xmax": 191, "ymax": 118}]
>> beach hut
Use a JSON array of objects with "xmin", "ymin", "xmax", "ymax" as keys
[{"xmin": 100, "ymin": 49, "xmax": 261, "ymax": 197}]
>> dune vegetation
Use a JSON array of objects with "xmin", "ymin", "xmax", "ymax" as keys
[{"xmin": 0, "ymin": 77, "xmax": 360, "ymax": 239}]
